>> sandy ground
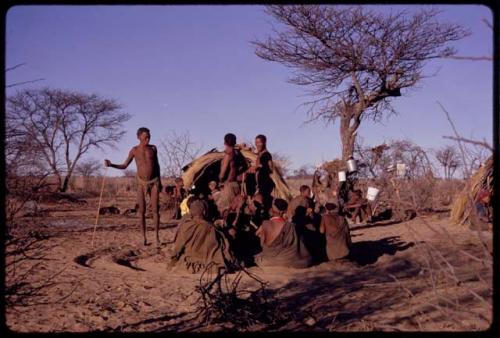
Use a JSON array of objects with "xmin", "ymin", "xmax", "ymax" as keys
[{"xmin": 5, "ymin": 195, "xmax": 493, "ymax": 332}]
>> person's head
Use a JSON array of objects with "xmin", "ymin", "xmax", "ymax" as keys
[
  {"xmin": 224, "ymin": 133, "xmax": 237, "ymax": 150},
  {"xmin": 208, "ymin": 181, "xmax": 218, "ymax": 191},
  {"xmin": 175, "ymin": 177, "xmax": 183, "ymax": 187},
  {"xmin": 300, "ymin": 185, "xmax": 311, "ymax": 198},
  {"xmin": 255, "ymin": 134, "xmax": 267, "ymax": 152},
  {"xmin": 189, "ymin": 200, "xmax": 207, "ymax": 219},
  {"xmin": 137, "ymin": 127, "xmax": 151, "ymax": 145},
  {"xmin": 325, "ymin": 202, "xmax": 337, "ymax": 214},
  {"xmin": 164, "ymin": 185, "xmax": 175, "ymax": 196},
  {"xmin": 271, "ymin": 198, "xmax": 288, "ymax": 217},
  {"xmin": 186, "ymin": 195, "xmax": 198, "ymax": 210}
]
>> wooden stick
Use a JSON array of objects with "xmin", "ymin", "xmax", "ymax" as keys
[{"xmin": 91, "ymin": 166, "xmax": 108, "ymax": 248}]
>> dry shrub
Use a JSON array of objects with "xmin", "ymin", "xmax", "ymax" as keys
[
  {"xmin": 194, "ymin": 264, "xmax": 287, "ymax": 329},
  {"xmin": 390, "ymin": 220, "xmax": 492, "ymax": 330}
]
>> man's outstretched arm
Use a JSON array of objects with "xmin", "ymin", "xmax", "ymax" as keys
[{"xmin": 105, "ymin": 148, "xmax": 134, "ymax": 170}]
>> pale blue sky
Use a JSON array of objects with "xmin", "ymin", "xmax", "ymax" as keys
[{"xmin": 5, "ymin": 5, "xmax": 494, "ymax": 176}]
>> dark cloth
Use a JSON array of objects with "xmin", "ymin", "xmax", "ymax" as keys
[
  {"xmin": 256, "ymin": 151, "xmax": 275, "ymax": 214},
  {"xmin": 321, "ymin": 213, "xmax": 352, "ymax": 260},
  {"xmin": 287, "ymin": 195, "xmax": 314, "ymax": 227},
  {"xmin": 170, "ymin": 217, "xmax": 234, "ymax": 273},
  {"xmin": 255, "ymin": 220, "xmax": 312, "ymax": 269}
]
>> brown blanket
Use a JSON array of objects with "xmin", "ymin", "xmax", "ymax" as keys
[
  {"xmin": 171, "ymin": 216, "xmax": 234, "ymax": 273},
  {"xmin": 255, "ymin": 220, "xmax": 312, "ymax": 269},
  {"xmin": 320, "ymin": 213, "xmax": 352, "ymax": 260}
]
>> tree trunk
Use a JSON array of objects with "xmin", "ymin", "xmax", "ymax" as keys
[
  {"xmin": 60, "ymin": 173, "xmax": 71, "ymax": 192},
  {"xmin": 340, "ymin": 115, "xmax": 358, "ymax": 161}
]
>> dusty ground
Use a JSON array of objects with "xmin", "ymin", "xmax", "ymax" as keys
[{"xmin": 5, "ymin": 194, "xmax": 493, "ymax": 332}]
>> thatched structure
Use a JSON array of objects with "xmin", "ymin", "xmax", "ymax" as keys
[
  {"xmin": 451, "ymin": 156, "xmax": 493, "ymax": 224},
  {"xmin": 182, "ymin": 147, "xmax": 292, "ymax": 201}
]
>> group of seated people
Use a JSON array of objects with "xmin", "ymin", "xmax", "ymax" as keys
[
  {"xmin": 168, "ymin": 181, "xmax": 356, "ymax": 273},
  {"xmin": 167, "ymin": 132, "xmax": 372, "ymax": 273}
]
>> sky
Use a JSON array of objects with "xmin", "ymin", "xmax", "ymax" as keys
[{"xmin": 5, "ymin": 5, "xmax": 494, "ymax": 176}]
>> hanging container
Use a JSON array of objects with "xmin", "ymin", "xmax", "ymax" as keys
[
  {"xmin": 338, "ymin": 171, "xmax": 347, "ymax": 182},
  {"xmin": 346, "ymin": 158, "xmax": 358, "ymax": 172},
  {"xmin": 366, "ymin": 187, "xmax": 379, "ymax": 201},
  {"xmin": 396, "ymin": 163, "xmax": 406, "ymax": 177}
]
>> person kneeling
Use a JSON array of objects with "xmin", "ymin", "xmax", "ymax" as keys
[
  {"xmin": 254, "ymin": 198, "xmax": 313, "ymax": 269},
  {"xmin": 169, "ymin": 200, "xmax": 235, "ymax": 273}
]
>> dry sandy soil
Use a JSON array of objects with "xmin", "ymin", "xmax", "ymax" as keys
[{"xmin": 5, "ymin": 193, "xmax": 493, "ymax": 333}]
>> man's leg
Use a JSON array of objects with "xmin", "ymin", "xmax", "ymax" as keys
[
  {"xmin": 137, "ymin": 187, "xmax": 147, "ymax": 245},
  {"xmin": 151, "ymin": 186, "xmax": 161, "ymax": 247}
]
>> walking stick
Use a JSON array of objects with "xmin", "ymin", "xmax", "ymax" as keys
[{"xmin": 91, "ymin": 166, "xmax": 108, "ymax": 248}]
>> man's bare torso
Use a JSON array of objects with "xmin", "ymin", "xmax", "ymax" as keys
[{"xmin": 133, "ymin": 144, "xmax": 159, "ymax": 180}]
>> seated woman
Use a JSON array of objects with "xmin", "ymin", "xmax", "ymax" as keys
[
  {"xmin": 169, "ymin": 200, "xmax": 235, "ymax": 273},
  {"xmin": 320, "ymin": 202, "xmax": 352, "ymax": 261},
  {"xmin": 254, "ymin": 198, "xmax": 313, "ymax": 269}
]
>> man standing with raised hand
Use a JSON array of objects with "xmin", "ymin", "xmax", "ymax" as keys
[{"xmin": 105, "ymin": 127, "xmax": 162, "ymax": 248}]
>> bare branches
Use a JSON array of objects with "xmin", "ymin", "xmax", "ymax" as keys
[
  {"xmin": 444, "ymin": 55, "xmax": 492, "ymax": 61},
  {"xmin": 434, "ymin": 145, "xmax": 461, "ymax": 179},
  {"xmin": 6, "ymin": 78, "xmax": 46, "ymax": 88},
  {"xmin": 443, "ymin": 136, "xmax": 493, "ymax": 152},
  {"xmin": 254, "ymin": 5, "xmax": 469, "ymax": 159},
  {"xmin": 160, "ymin": 130, "xmax": 202, "ymax": 178},
  {"xmin": 6, "ymin": 88, "xmax": 131, "ymax": 192},
  {"xmin": 437, "ymin": 101, "xmax": 492, "ymax": 178},
  {"xmin": 194, "ymin": 263, "xmax": 285, "ymax": 328}
]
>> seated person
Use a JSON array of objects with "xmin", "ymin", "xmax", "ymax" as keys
[
  {"xmin": 287, "ymin": 185, "xmax": 315, "ymax": 230},
  {"xmin": 254, "ymin": 198, "xmax": 313, "ymax": 269},
  {"xmin": 208, "ymin": 181, "xmax": 221, "ymax": 203},
  {"xmin": 169, "ymin": 200, "xmax": 235, "ymax": 273},
  {"xmin": 245, "ymin": 193, "xmax": 267, "ymax": 228},
  {"xmin": 206, "ymin": 181, "xmax": 221, "ymax": 221},
  {"xmin": 475, "ymin": 189, "xmax": 492, "ymax": 223},
  {"xmin": 345, "ymin": 189, "xmax": 372, "ymax": 224},
  {"xmin": 320, "ymin": 202, "xmax": 352, "ymax": 261}
]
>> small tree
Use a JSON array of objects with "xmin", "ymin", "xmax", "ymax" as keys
[
  {"xmin": 6, "ymin": 88, "xmax": 131, "ymax": 192},
  {"xmin": 160, "ymin": 130, "xmax": 202, "ymax": 178},
  {"xmin": 434, "ymin": 145, "xmax": 461, "ymax": 179},
  {"xmin": 123, "ymin": 169, "xmax": 137, "ymax": 178},
  {"xmin": 254, "ymin": 5, "xmax": 469, "ymax": 160},
  {"xmin": 75, "ymin": 158, "xmax": 103, "ymax": 178},
  {"xmin": 273, "ymin": 152, "xmax": 292, "ymax": 177}
]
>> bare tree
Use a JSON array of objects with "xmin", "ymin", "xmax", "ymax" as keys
[
  {"xmin": 434, "ymin": 145, "xmax": 461, "ymax": 180},
  {"xmin": 253, "ymin": 6, "xmax": 469, "ymax": 160},
  {"xmin": 272, "ymin": 151, "xmax": 292, "ymax": 177},
  {"xmin": 74, "ymin": 158, "xmax": 103, "ymax": 178},
  {"xmin": 123, "ymin": 169, "xmax": 137, "ymax": 178},
  {"xmin": 160, "ymin": 130, "xmax": 202, "ymax": 178},
  {"xmin": 292, "ymin": 164, "xmax": 314, "ymax": 178},
  {"xmin": 6, "ymin": 88, "xmax": 131, "ymax": 192}
]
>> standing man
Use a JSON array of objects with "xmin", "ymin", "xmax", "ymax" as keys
[
  {"xmin": 105, "ymin": 127, "xmax": 162, "ymax": 248},
  {"xmin": 217, "ymin": 133, "xmax": 247, "ymax": 213},
  {"xmin": 247, "ymin": 134, "xmax": 275, "ymax": 216}
]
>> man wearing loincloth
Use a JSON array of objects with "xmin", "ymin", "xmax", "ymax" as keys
[
  {"xmin": 217, "ymin": 133, "xmax": 247, "ymax": 214},
  {"xmin": 105, "ymin": 127, "xmax": 162, "ymax": 247}
]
